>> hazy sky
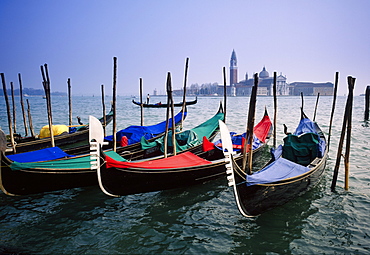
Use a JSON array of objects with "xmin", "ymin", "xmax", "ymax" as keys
[{"xmin": 1, "ymin": 0, "xmax": 370, "ymax": 96}]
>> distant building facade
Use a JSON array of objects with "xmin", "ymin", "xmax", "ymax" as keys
[
  {"xmin": 289, "ymin": 82, "xmax": 334, "ymax": 96},
  {"xmin": 230, "ymin": 50, "xmax": 333, "ymax": 96},
  {"xmin": 172, "ymin": 50, "xmax": 334, "ymax": 96},
  {"xmin": 235, "ymin": 67, "xmax": 289, "ymax": 96}
]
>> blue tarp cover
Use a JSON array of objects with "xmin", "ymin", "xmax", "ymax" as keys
[
  {"xmin": 246, "ymin": 157, "xmax": 310, "ymax": 186},
  {"xmin": 294, "ymin": 118, "xmax": 326, "ymax": 157},
  {"xmin": 213, "ymin": 132, "xmax": 262, "ymax": 152},
  {"xmin": 9, "ymin": 150, "xmax": 127, "ymax": 171},
  {"xmin": 105, "ymin": 111, "xmax": 187, "ymax": 145},
  {"xmin": 246, "ymin": 117, "xmax": 326, "ymax": 186},
  {"xmin": 294, "ymin": 118, "xmax": 319, "ymax": 136},
  {"xmin": 7, "ymin": 147, "xmax": 73, "ymax": 163}
]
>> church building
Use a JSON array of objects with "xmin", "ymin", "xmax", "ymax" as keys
[
  {"xmin": 229, "ymin": 50, "xmax": 332, "ymax": 96},
  {"xmin": 229, "ymin": 50, "xmax": 288, "ymax": 96}
]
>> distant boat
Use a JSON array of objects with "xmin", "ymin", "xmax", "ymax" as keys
[
  {"xmin": 132, "ymin": 97, "xmax": 197, "ymax": 108},
  {"xmin": 42, "ymin": 96, "xmax": 46, "ymax": 99}
]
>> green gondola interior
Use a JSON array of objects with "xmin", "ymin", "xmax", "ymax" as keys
[{"xmin": 282, "ymin": 132, "xmax": 320, "ymax": 166}]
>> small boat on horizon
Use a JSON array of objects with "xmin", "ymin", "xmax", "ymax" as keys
[{"xmin": 132, "ymin": 97, "xmax": 197, "ymax": 108}]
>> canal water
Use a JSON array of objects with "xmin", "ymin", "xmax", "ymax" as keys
[{"xmin": 0, "ymin": 94, "xmax": 369, "ymax": 254}]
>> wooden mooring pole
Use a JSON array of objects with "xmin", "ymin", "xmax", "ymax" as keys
[
  {"xmin": 223, "ymin": 66, "xmax": 227, "ymax": 122},
  {"xmin": 313, "ymin": 92, "xmax": 320, "ymax": 122},
  {"xmin": 18, "ymin": 73, "xmax": 29, "ymax": 137},
  {"xmin": 1, "ymin": 73, "xmax": 16, "ymax": 153},
  {"xmin": 139, "ymin": 78, "xmax": 144, "ymax": 126},
  {"xmin": 168, "ymin": 73, "xmax": 176, "ymax": 156},
  {"xmin": 101, "ymin": 84, "xmax": 106, "ymax": 137},
  {"xmin": 344, "ymin": 76, "xmax": 355, "ymax": 190},
  {"xmin": 41, "ymin": 64, "xmax": 55, "ymax": 147},
  {"xmin": 331, "ymin": 76, "xmax": 355, "ymax": 191},
  {"xmin": 10, "ymin": 82, "xmax": 17, "ymax": 134},
  {"xmin": 68, "ymin": 78, "xmax": 72, "ymax": 127},
  {"xmin": 112, "ymin": 57, "xmax": 117, "ymax": 152},
  {"xmin": 180, "ymin": 58, "xmax": 189, "ymax": 130},
  {"xmin": 26, "ymin": 99, "xmax": 35, "ymax": 137},
  {"xmin": 273, "ymin": 72, "xmax": 277, "ymax": 149},
  {"xmin": 243, "ymin": 73, "xmax": 258, "ymax": 174},
  {"xmin": 328, "ymin": 72, "xmax": 339, "ymax": 152},
  {"xmin": 365, "ymin": 85, "xmax": 370, "ymax": 121},
  {"xmin": 163, "ymin": 72, "xmax": 171, "ymax": 158}
]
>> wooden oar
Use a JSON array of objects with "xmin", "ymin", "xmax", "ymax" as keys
[{"xmin": 67, "ymin": 124, "xmax": 86, "ymax": 127}]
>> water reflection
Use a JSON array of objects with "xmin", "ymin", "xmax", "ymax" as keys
[{"xmin": 229, "ymin": 182, "xmax": 322, "ymax": 254}]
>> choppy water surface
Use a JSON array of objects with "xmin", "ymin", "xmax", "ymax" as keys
[{"xmin": 1, "ymin": 95, "xmax": 369, "ymax": 254}]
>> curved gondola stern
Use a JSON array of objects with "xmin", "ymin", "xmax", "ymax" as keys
[
  {"xmin": 89, "ymin": 116, "xmax": 120, "ymax": 197},
  {"xmin": 219, "ymin": 120, "xmax": 253, "ymax": 218}
]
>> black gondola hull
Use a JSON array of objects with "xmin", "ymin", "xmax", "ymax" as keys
[
  {"xmin": 99, "ymin": 161, "xmax": 226, "ymax": 196},
  {"xmin": 98, "ymin": 143, "xmax": 268, "ymax": 197},
  {"xmin": 0, "ymin": 158, "xmax": 97, "ymax": 196},
  {"xmin": 233, "ymin": 153, "xmax": 327, "ymax": 217}
]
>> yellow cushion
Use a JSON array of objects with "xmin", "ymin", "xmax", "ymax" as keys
[{"xmin": 39, "ymin": 125, "xmax": 69, "ymax": 138}]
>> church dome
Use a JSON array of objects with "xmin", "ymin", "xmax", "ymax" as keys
[{"xmin": 259, "ymin": 66, "xmax": 269, "ymax": 78}]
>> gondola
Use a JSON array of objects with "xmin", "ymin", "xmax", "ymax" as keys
[
  {"xmin": 0, "ymin": 132, "xmax": 129, "ymax": 196},
  {"xmin": 92, "ymin": 111, "xmax": 272, "ymax": 197},
  {"xmin": 0, "ymin": 109, "xmax": 187, "ymax": 196},
  {"xmin": 64, "ymin": 107, "xmax": 188, "ymax": 156},
  {"xmin": 132, "ymin": 102, "xmax": 224, "ymax": 160},
  {"xmin": 223, "ymin": 110, "xmax": 328, "ymax": 217},
  {"xmin": 132, "ymin": 97, "xmax": 197, "ymax": 108},
  {"xmin": 6, "ymin": 105, "xmax": 115, "ymax": 154}
]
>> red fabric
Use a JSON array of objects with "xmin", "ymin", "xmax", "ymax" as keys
[
  {"xmin": 105, "ymin": 151, "xmax": 212, "ymax": 169},
  {"xmin": 242, "ymin": 137, "xmax": 249, "ymax": 152},
  {"xmin": 202, "ymin": 136, "xmax": 215, "ymax": 152},
  {"xmin": 120, "ymin": 136, "xmax": 128, "ymax": 147},
  {"xmin": 216, "ymin": 115, "xmax": 271, "ymax": 150},
  {"xmin": 216, "ymin": 138, "xmax": 246, "ymax": 150},
  {"xmin": 253, "ymin": 115, "xmax": 272, "ymax": 143}
]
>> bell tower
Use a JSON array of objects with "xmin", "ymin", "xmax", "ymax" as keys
[{"xmin": 230, "ymin": 49, "xmax": 238, "ymax": 86}]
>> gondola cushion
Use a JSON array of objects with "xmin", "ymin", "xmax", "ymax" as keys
[
  {"xmin": 282, "ymin": 132, "xmax": 319, "ymax": 166},
  {"xmin": 246, "ymin": 157, "xmax": 310, "ymax": 186}
]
